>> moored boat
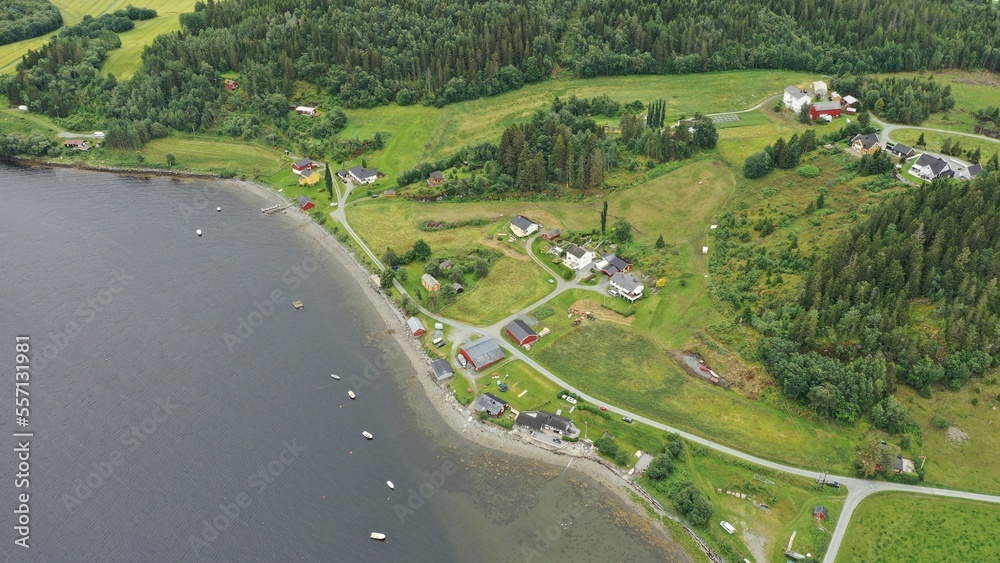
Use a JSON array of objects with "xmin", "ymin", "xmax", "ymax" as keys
[
  {"xmin": 348, "ymin": 390, "xmax": 356, "ymax": 399},
  {"xmin": 331, "ymin": 374, "xmax": 340, "ymax": 380},
  {"xmin": 386, "ymin": 481, "xmax": 394, "ymax": 490},
  {"xmin": 370, "ymin": 532, "xmax": 386, "ymax": 541},
  {"xmin": 362, "ymin": 431, "xmax": 373, "ymax": 440}
]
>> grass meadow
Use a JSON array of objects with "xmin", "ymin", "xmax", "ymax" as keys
[
  {"xmin": 838, "ymin": 493, "xmax": 1000, "ymax": 562},
  {"xmin": 890, "ymin": 128, "xmax": 1000, "ymax": 164}
]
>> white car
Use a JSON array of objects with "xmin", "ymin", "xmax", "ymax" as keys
[{"xmin": 93, "ymin": 131, "xmax": 105, "ymax": 137}]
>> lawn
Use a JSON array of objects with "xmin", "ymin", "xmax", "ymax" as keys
[
  {"xmin": 0, "ymin": 1, "xmax": 199, "ymax": 77},
  {"xmin": 889, "ymin": 128, "xmax": 1000, "ymax": 164},
  {"xmin": 0, "ymin": 108, "xmax": 63, "ymax": 134},
  {"xmin": 643, "ymin": 446, "xmax": 847, "ymax": 563},
  {"xmin": 716, "ymin": 108, "xmax": 814, "ymax": 169},
  {"xmin": 837, "ymin": 493, "xmax": 1000, "ymax": 562},
  {"xmin": 439, "ymin": 256, "xmax": 553, "ymax": 326},
  {"xmin": 94, "ymin": 136, "xmax": 288, "ymax": 176},
  {"xmin": 534, "ymin": 322, "xmax": 862, "ymax": 472},
  {"xmin": 894, "ymin": 378, "xmax": 1000, "ymax": 494}
]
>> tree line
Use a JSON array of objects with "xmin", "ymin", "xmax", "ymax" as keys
[
  {"xmin": 831, "ymin": 75, "xmax": 955, "ymax": 125},
  {"xmin": 0, "ymin": 0, "xmax": 62, "ymax": 46}
]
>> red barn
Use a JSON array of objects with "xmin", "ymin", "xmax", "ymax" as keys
[
  {"xmin": 809, "ymin": 101, "xmax": 842, "ymax": 121},
  {"xmin": 504, "ymin": 320, "xmax": 538, "ymax": 347},
  {"xmin": 297, "ymin": 195, "xmax": 315, "ymax": 210}
]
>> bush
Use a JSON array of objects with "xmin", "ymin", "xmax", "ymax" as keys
[
  {"xmin": 670, "ymin": 483, "xmax": 713, "ymax": 526},
  {"xmin": 932, "ymin": 415, "xmax": 948, "ymax": 429},
  {"xmin": 743, "ymin": 150, "xmax": 773, "ymax": 179},
  {"xmin": 795, "ymin": 165, "xmax": 820, "ymax": 178},
  {"xmin": 645, "ymin": 454, "xmax": 675, "ymax": 480}
]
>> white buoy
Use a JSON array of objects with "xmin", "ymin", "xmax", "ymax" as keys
[
  {"xmin": 196, "ymin": 229, "xmax": 203, "ymax": 237},
  {"xmin": 216, "ymin": 207, "xmax": 222, "ymax": 212}
]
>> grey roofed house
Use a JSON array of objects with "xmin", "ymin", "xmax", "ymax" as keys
[
  {"xmin": 784, "ymin": 86, "xmax": 810, "ymax": 98},
  {"xmin": 888, "ymin": 143, "xmax": 916, "ymax": 158},
  {"xmin": 511, "ymin": 214, "xmax": 538, "ymax": 231},
  {"xmin": 812, "ymin": 101, "xmax": 842, "ymax": 112},
  {"xmin": 850, "ymin": 133, "xmax": 881, "ymax": 151},
  {"xmin": 429, "ymin": 170, "xmax": 444, "ymax": 179},
  {"xmin": 439, "ymin": 259, "xmax": 453, "ymax": 270},
  {"xmin": 599, "ymin": 253, "xmax": 631, "ymax": 276},
  {"xmin": 610, "ymin": 271, "xmax": 643, "ymax": 293},
  {"xmin": 566, "ymin": 244, "xmax": 588, "ymax": 258},
  {"xmin": 515, "ymin": 410, "xmax": 576, "ymax": 434},
  {"xmin": 459, "ymin": 337, "xmax": 505, "ymax": 370},
  {"xmin": 472, "ymin": 392, "xmax": 508, "ymax": 417},
  {"xmin": 293, "ymin": 157, "xmax": 313, "ymax": 169},
  {"xmin": 541, "ymin": 228, "xmax": 561, "ymax": 239},
  {"xmin": 430, "ymin": 358, "xmax": 454, "ymax": 381},
  {"xmin": 912, "ymin": 153, "xmax": 952, "ymax": 177},
  {"xmin": 953, "ymin": 163, "xmax": 983, "ymax": 181},
  {"xmin": 348, "ymin": 165, "xmax": 378, "ymax": 181},
  {"xmin": 504, "ymin": 319, "xmax": 537, "ymax": 344}
]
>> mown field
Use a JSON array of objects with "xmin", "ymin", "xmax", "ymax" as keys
[
  {"xmin": 439, "ymin": 256, "xmax": 553, "ymax": 326},
  {"xmin": 534, "ymin": 322, "xmax": 862, "ymax": 472},
  {"xmin": 837, "ymin": 493, "xmax": 1000, "ymax": 562},
  {"xmin": 0, "ymin": 0, "xmax": 198, "ymax": 76}
]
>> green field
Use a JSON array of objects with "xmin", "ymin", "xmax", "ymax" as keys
[
  {"xmin": 716, "ymin": 108, "xmax": 813, "ymax": 169},
  {"xmin": 96, "ymin": 136, "xmax": 288, "ymax": 176},
  {"xmin": 890, "ymin": 128, "xmax": 1000, "ymax": 165},
  {"xmin": 877, "ymin": 70, "xmax": 1000, "ymax": 135},
  {"xmin": 0, "ymin": 0, "xmax": 198, "ymax": 76},
  {"xmin": 440, "ymin": 256, "xmax": 553, "ymax": 326},
  {"xmin": 894, "ymin": 379, "xmax": 1000, "ymax": 494},
  {"xmin": 534, "ymin": 322, "xmax": 861, "ymax": 472},
  {"xmin": 838, "ymin": 493, "xmax": 1000, "ymax": 562}
]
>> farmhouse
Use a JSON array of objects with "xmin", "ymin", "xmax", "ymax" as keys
[
  {"xmin": 421, "ymin": 273, "xmax": 441, "ymax": 292},
  {"xmin": 782, "ymin": 86, "xmax": 813, "ymax": 113},
  {"xmin": 563, "ymin": 245, "xmax": 597, "ymax": 271},
  {"xmin": 887, "ymin": 143, "xmax": 916, "ymax": 159},
  {"xmin": 610, "ymin": 271, "xmax": 644, "ymax": 302},
  {"xmin": 541, "ymin": 229, "xmax": 561, "ymax": 241},
  {"xmin": 504, "ymin": 319, "xmax": 538, "ymax": 347},
  {"xmin": 292, "ymin": 157, "xmax": 316, "ymax": 172},
  {"xmin": 595, "ymin": 254, "xmax": 632, "ymax": 277},
  {"xmin": 349, "ymin": 166, "xmax": 378, "ymax": 185},
  {"xmin": 812, "ymin": 81, "xmax": 828, "ymax": 97},
  {"xmin": 298, "ymin": 168, "xmax": 321, "ymax": 186},
  {"xmin": 406, "ymin": 316, "xmax": 426, "ymax": 337},
  {"xmin": 428, "ymin": 170, "xmax": 444, "ymax": 186},
  {"xmin": 472, "ymin": 392, "xmax": 508, "ymax": 417},
  {"xmin": 295, "ymin": 106, "xmax": 318, "ymax": 116},
  {"xmin": 509, "ymin": 214, "xmax": 541, "ymax": 238},
  {"xmin": 430, "ymin": 359, "xmax": 454, "ymax": 381},
  {"xmin": 809, "ymin": 101, "xmax": 842, "ymax": 121},
  {"xmin": 850, "ymin": 133, "xmax": 881, "ymax": 154},
  {"xmin": 909, "ymin": 153, "xmax": 952, "ymax": 180},
  {"xmin": 952, "ymin": 163, "xmax": 982, "ymax": 181},
  {"xmin": 64, "ymin": 139, "xmax": 89, "ymax": 150},
  {"xmin": 515, "ymin": 410, "xmax": 578, "ymax": 436},
  {"xmin": 337, "ymin": 169, "xmax": 349, "ymax": 181},
  {"xmin": 459, "ymin": 338, "xmax": 505, "ymax": 371},
  {"xmin": 296, "ymin": 195, "xmax": 315, "ymax": 210}
]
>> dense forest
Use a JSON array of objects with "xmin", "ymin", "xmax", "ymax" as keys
[
  {"xmin": 396, "ymin": 95, "xmax": 718, "ymax": 198},
  {"xmin": 830, "ymin": 75, "xmax": 955, "ymax": 125},
  {"xmin": 755, "ymin": 172, "xmax": 1000, "ymax": 426},
  {"xmin": 0, "ymin": 0, "xmax": 62, "ymax": 46}
]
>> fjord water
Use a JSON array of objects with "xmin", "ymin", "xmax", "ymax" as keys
[{"xmin": 0, "ymin": 164, "xmax": 686, "ymax": 562}]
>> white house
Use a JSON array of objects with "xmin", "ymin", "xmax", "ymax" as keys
[
  {"xmin": 609, "ymin": 272, "xmax": 644, "ymax": 302},
  {"xmin": 563, "ymin": 245, "xmax": 596, "ymax": 271},
  {"xmin": 783, "ymin": 86, "xmax": 813, "ymax": 113},
  {"xmin": 509, "ymin": 215, "xmax": 540, "ymax": 238},
  {"xmin": 812, "ymin": 81, "xmax": 828, "ymax": 98},
  {"xmin": 295, "ymin": 106, "xmax": 318, "ymax": 116},
  {"xmin": 909, "ymin": 154, "xmax": 952, "ymax": 181},
  {"xmin": 348, "ymin": 165, "xmax": 378, "ymax": 184}
]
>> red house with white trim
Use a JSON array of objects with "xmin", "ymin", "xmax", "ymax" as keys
[{"xmin": 809, "ymin": 101, "xmax": 842, "ymax": 121}]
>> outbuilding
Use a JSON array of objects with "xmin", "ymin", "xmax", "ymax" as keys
[
  {"xmin": 296, "ymin": 195, "xmax": 315, "ymax": 210},
  {"xmin": 292, "ymin": 157, "xmax": 316, "ymax": 172},
  {"xmin": 430, "ymin": 359, "xmax": 454, "ymax": 381},
  {"xmin": 407, "ymin": 316, "xmax": 426, "ymax": 337},
  {"xmin": 504, "ymin": 319, "xmax": 538, "ymax": 347},
  {"xmin": 809, "ymin": 101, "xmax": 842, "ymax": 121},
  {"xmin": 472, "ymin": 392, "xmax": 508, "ymax": 417},
  {"xmin": 459, "ymin": 338, "xmax": 505, "ymax": 371}
]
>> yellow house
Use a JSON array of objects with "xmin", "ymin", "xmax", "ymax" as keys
[{"xmin": 298, "ymin": 168, "xmax": 321, "ymax": 186}]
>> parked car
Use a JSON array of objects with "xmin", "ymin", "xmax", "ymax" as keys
[
  {"xmin": 720, "ymin": 521, "xmax": 735, "ymax": 534},
  {"xmin": 93, "ymin": 131, "xmax": 105, "ymax": 137},
  {"xmin": 552, "ymin": 438, "xmax": 562, "ymax": 444},
  {"xmin": 608, "ymin": 289, "xmax": 619, "ymax": 297},
  {"xmin": 622, "ymin": 416, "xmax": 633, "ymax": 423},
  {"xmin": 599, "ymin": 406, "xmax": 607, "ymax": 411}
]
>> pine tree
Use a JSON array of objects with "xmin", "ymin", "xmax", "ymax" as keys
[
  {"xmin": 325, "ymin": 163, "xmax": 334, "ymax": 198},
  {"xmin": 601, "ymin": 200, "xmax": 608, "ymax": 234},
  {"xmin": 917, "ymin": 133, "xmax": 926, "ymax": 147}
]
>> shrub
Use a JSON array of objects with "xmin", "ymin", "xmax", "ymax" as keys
[
  {"xmin": 795, "ymin": 165, "xmax": 820, "ymax": 178},
  {"xmin": 932, "ymin": 415, "xmax": 948, "ymax": 429},
  {"xmin": 743, "ymin": 150, "xmax": 773, "ymax": 178}
]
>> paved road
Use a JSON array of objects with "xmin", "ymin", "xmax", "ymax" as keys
[{"xmin": 324, "ymin": 115, "xmax": 1000, "ymax": 563}]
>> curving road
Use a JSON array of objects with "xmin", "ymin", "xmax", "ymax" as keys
[
  {"xmin": 872, "ymin": 114, "xmax": 1000, "ymax": 148},
  {"xmin": 325, "ymin": 126, "xmax": 1000, "ymax": 563}
]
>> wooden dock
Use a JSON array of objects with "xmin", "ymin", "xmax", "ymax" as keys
[{"xmin": 262, "ymin": 204, "xmax": 290, "ymax": 214}]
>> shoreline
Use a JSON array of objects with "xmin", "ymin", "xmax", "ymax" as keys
[
  {"xmin": 233, "ymin": 177, "xmax": 705, "ymax": 559},
  {"xmin": 1, "ymin": 155, "xmax": 225, "ymax": 179}
]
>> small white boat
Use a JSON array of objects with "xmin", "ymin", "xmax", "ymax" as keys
[
  {"xmin": 216, "ymin": 207, "xmax": 222, "ymax": 212},
  {"xmin": 362, "ymin": 431, "xmax": 373, "ymax": 440},
  {"xmin": 370, "ymin": 532, "xmax": 386, "ymax": 541},
  {"xmin": 196, "ymin": 229, "xmax": 203, "ymax": 237},
  {"xmin": 386, "ymin": 481, "xmax": 394, "ymax": 490},
  {"xmin": 348, "ymin": 390, "xmax": 356, "ymax": 399},
  {"xmin": 331, "ymin": 374, "xmax": 340, "ymax": 380}
]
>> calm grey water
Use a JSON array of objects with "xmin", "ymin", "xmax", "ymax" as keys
[{"xmin": 0, "ymin": 164, "xmax": 687, "ymax": 562}]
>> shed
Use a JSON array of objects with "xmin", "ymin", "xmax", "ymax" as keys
[
  {"xmin": 541, "ymin": 229, "xmax": 561, "ymax": 241},
  {"xmin": 421, "ymin": 273, "xmax": 441, "ymax": 292},
  {"xmin": 428, "ymin": 170, "xmax": 445, "ymax": 186},
  {"xmin": 809, "ymin": 101, "xmax": 842, "ymax": 121},
  {"xmin": 814, "ymin": 506, "xmax": 828, "ymax": 519},
  {"xmin": 430, "ymin": 359, "xmax": 454, "ymax": 381},
  {"xmin": 504, "ymin": 319, "xmax": 538, "ymax": 347},
  {"xmin": 452, "ymin": 282, "xmax": 464, "ymax": 293},
  {"xmin": 439, "ymin": 259, "xmax": 453, "ymax": 270},
  {"xmin": 383, "ymin": 189, "xmax": 397, "ymax": 197},
  {"xmin": 459, "ymin": 338, "xmax": 505, "ymax": 371},
  {"xmin": 472, "ymin": 392, "xmax": 508, "ymax": 417},
  {"xmin": 296, "ymin": 195, "xmax": 315, "ymax": 210},
  {"xmin": 406, "ymin": 316, "xmax": 426, "ymax": 337},
  {"xmin": 295, "ymin": 106, "xmax": 318, "ymax": 116}
]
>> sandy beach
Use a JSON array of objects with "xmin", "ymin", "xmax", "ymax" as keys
[{"xmin": 235, "ymin": 178, "xmax": 701, "ymax": 553}]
